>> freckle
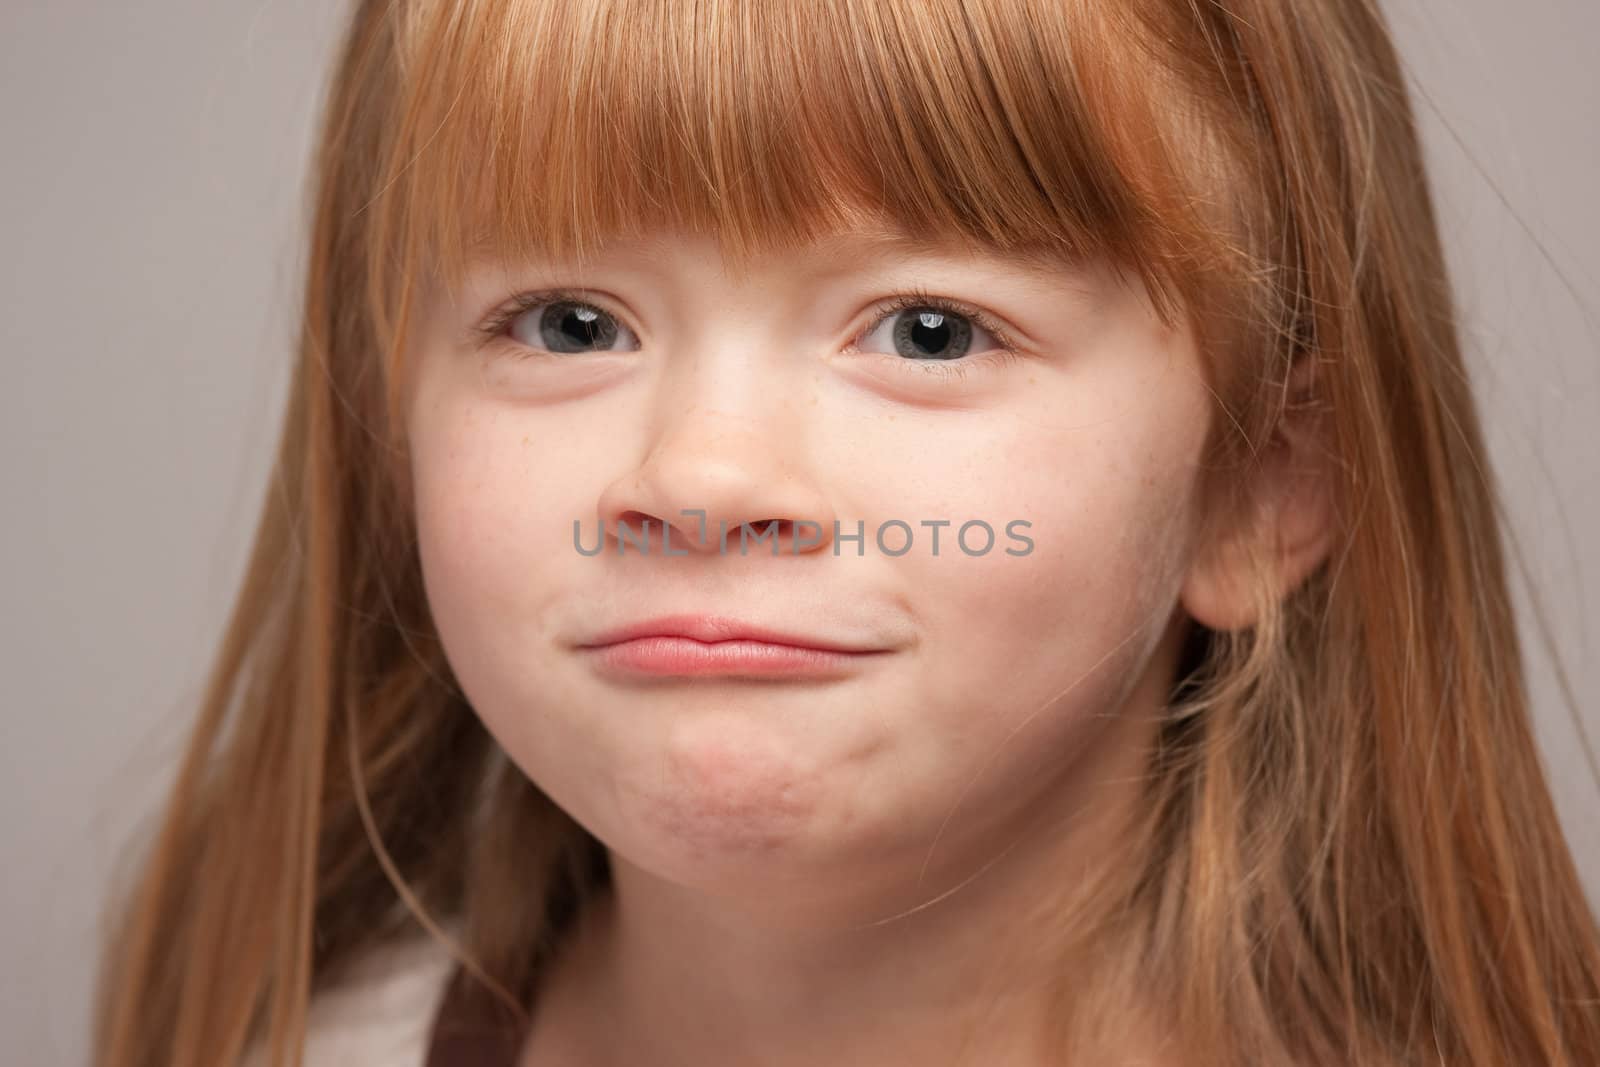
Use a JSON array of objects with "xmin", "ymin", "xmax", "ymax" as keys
[{"xmin": 522, "ymin": 435, "xmax": 529, "ymax": 445}]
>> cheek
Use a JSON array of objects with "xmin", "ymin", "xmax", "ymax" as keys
[
  {"xmin": 413, "ymin": 430, "xmax": 531, "ymax": 636},
  {"xmin": 413, "ymin": 376, "xmax": 635, "ymax": 583},
  {"xmin": 408, "ymin": 403, "xmax": 593, "ymax": 719},
  {"xmin": 876, "ymin": 379, "xmax": 1207, "ymax": 755}
]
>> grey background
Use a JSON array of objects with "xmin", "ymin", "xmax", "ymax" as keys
[{"xmin": 2, "ymin": 2, "xmax": 1595, "ymax": 1062}]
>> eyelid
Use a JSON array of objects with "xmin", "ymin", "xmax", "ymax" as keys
[
  {"xmin": 848, "ymin": 286, "xmax": 1024, "ymax": 357},
  {"xmin": 842, "ymin": 287, "xmax": 1030, "ymax": 386},
  {"xmin": 473, "ymin": 285, "xmax": 1029, "ymax": 379},
  {"xmin": 471, "ymin": 287, "xmax": 639, "ymax": 351}
]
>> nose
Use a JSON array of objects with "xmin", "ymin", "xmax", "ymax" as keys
[{"xmin": 596, "ymin": 403, "xmax": 838, "ymax": 558}]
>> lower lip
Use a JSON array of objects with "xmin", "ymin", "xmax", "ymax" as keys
[{"xmin": 579, "ymin": 636, "xmax": 883, "ymax": 678}]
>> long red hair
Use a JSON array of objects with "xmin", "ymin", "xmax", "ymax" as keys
[{"xmin": 93, "ymin": 1, "xmax": 1600, "ymax": 1064}]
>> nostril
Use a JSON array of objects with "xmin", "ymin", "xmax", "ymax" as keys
[
  {"xmin": 615, "ymin": 511, "xmax": 658, "ymax": 537},
  {"xmin": 608, "ymin": 514, "xmax": 821, "ymax": 552}
]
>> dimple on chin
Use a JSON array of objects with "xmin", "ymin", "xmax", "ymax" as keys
[{"xmin": 610, "ymin": 710, "xmax": 842, "ymax": 876}]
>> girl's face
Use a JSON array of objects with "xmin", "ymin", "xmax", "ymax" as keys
[{"xmin": 405, "ymin": 225, "xmax": 1213, "ymax": 911}]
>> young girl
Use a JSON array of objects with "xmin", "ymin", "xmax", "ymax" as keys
[{"xmin": 91, "ymin": 0, "xmax": 1600, "ymax": 1064}]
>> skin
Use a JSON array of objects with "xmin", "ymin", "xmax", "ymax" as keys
[{"xmin": 402, "ymin": 223, "xmax": 1330, "ymax": 1065}]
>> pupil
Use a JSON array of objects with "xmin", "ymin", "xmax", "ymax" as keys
[
  {"xmin": 541, "ymin": 301, "xmax": 617, "ymax": 353},
  {"xmin": 895, "ymin": 308, "xmax": 971, "ymax": 361}
]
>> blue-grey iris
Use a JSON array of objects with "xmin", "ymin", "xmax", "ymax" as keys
[
  {"xmin": 540, "ymin": 301, "xmax": 618, "ymax": 353},
  {"xmin": 893, "ymin": 308, "xmax": 971, "ymax": 360}
]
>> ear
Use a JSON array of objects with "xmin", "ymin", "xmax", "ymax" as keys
[{"xmin": 1181, "ymin": 355, "xmax": 1336, "ymax": 632}]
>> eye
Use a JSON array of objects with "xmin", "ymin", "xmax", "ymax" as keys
[
  {"xmin": 850, "ymin": 288, "xmax": 1024, "ymax": 383},
  {"xmin": 476, "ymin": 288, "xmax": 641, "ymax": 357}
]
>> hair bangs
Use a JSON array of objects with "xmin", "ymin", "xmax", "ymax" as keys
[{"xmin": 369, "ymin": 0, "xmax": 1243, "ymax": 325}]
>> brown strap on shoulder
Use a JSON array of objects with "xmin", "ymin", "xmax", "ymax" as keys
[{"xmin": 425, "ymin": 960, "xmax": 529, "ymax": 1067}]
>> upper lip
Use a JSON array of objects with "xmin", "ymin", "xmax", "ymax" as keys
[{"xmin": 575, "ymin": 614, "xmax": 888, "ymax": 653}]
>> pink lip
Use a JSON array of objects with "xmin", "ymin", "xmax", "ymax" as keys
[{"xmin": 575, "ymin": 614, "xmax": 892, "ymax": 679}]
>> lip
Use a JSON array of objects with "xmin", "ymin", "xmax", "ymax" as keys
[
  {"xmin": 576, "ymin": 614, "xmax": 887, "ymax": 653},
  {"xmin": 574, "ymin": 614, "xmax": 894, "ymax": 679}
]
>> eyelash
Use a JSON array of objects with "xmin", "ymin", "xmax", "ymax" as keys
[
  {"xmin": 473, "ymin": 285, "xmax": 1025, "ymax": 384},
  {"xmin": 474, "ymin": 287, "xmax": 600, "ymax": 348},
  {"xmin": 849, "ymin": 288, "xmax": 1025, "ymax": 384}
]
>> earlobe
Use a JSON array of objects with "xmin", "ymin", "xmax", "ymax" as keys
[
  {"xmin": 1180, "ymin": 359, "xmax": 1336, "ymax": 633},
  {"xmin": 1180, "ymin": 531, "xmax": 1261, "ymax": 634}
]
